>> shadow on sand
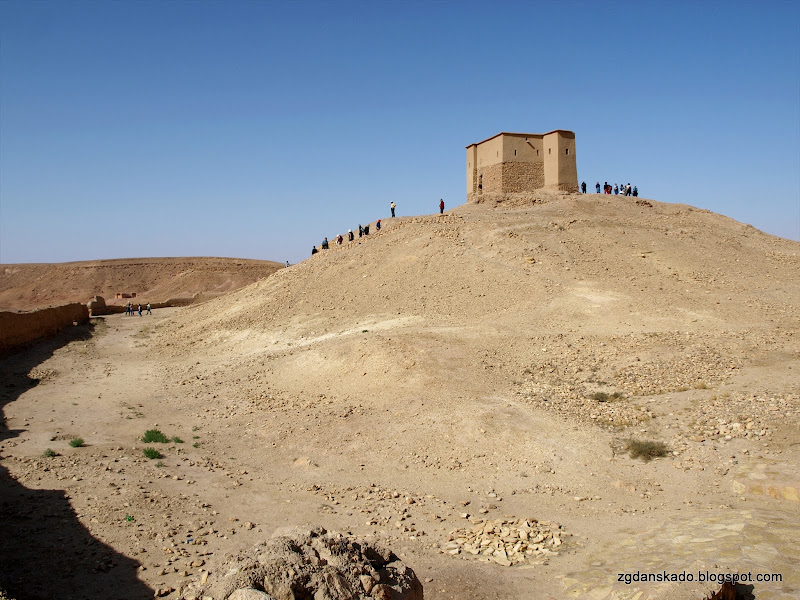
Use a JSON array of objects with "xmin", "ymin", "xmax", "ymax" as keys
[{"xmin": 0, "ymin": 320, "xmax": 153, "ymax": 600}]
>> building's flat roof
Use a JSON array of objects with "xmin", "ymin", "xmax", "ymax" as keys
[{"xmin": 466, "ymin": 130, "xmax": 575, "ymax": 148}]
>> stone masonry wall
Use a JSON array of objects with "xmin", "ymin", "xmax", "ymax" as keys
[
  {"xmin": 477, "ymin": 163, "xmax": 503, "ymax": 194},
  {"xmin": 0, "ymin": 303, "xmax": 90, "ymax": 355},
  {"xmin": 501, "ymin": 161, "xmax": 544, "ymax": 192}
]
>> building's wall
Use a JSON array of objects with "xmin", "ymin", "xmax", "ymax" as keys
[
  {"xmin": 500, "ymin": 134, "xmax": 545, "ymax": 191},
  {"xmin": 466, "ymin": 145, "xmax": 478, "ymax": 194},
  {"xmin": 501, "ymin": 134, "xmax": 543, "ymax": 164},
  {"xmin": 0, "ymin": 303, "xmax": 90, "ymax": 356},
  {"xmin": 475, "ymin": 135, "xmax": 504, "ymax": 169},
  {"xmin": 473, "ymin": 135, "xmax": 505, "ymax": 194},
  {"xmin": 501, "ymin": 161, "xmax": 545, "ymax": 192},
  {"xmin": 543, "ymin": 131, "xmax": 578, "ymax": 191},
  {"xmin": 478, "ymin": 163, "xmax": 504, "ymax": 194}
]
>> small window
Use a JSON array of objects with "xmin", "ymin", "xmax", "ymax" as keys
[
  {"xmin": 514, "ymin": 149, "xmax": 517, "ymax": 156},
  {"xmin": 548, "ymin": 148, "xmax": 551, "ymax": 154},
  {"xmin": 565, "ymin": 148, "xmax": 569, "ymax": 155},
  {"xmin": 536, "ymin": 150, "xmax": 539, "ymax": 156}
]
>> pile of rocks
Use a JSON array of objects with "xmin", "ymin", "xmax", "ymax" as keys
[
  {"xmin": 180, "ymin": 527, "xmax": 422, "ymax": 600},
  {"xmin": 686, "ymin": 392, "xmax": 799, "ymax": 442},
  {"xmin": 441, "ymin": 517, "xmax": 566, "ymax": 567}
]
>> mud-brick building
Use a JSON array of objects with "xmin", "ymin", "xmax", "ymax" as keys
[{"xmin": 466, "ymin": 130, "xmax": 578, "ymax": 200}]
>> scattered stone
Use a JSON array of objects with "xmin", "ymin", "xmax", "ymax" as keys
[{"xmin": 442, "ymin": 517, "xmax": 566, "ymax": 566}]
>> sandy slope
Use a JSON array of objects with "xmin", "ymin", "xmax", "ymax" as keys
[
  {"xmin": 0, "ymin": 257, "xmax": 284, "ymax": 311},
  {"xmin": 1, "ymin": 191, "xmax": 799, "ymax": 600}
]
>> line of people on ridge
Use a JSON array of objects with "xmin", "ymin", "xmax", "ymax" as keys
[
  {"xmin": 580, "ymin": 181, "xmax": 638, "ymax": 196},
  {"xmin": 313, "ymin": 220, "xmax": 382, "ymax": 255},
  {"xmin": 310, "ymin": 199, "xmax": 447, "ymax": 256}
]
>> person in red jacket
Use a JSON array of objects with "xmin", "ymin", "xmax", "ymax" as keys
[{"xmin": 439, "ymin": 199, "xmax": 445, "ymax": 214}]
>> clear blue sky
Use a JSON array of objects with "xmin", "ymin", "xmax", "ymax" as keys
[{"xmin": 1, "ymin": 0, "xmax": 798, "ymax": 264}]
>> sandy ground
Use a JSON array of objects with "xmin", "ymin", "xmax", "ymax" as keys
[{"xmin": 1, "ymin": 192, "xmax": 799, "ymax": 600}]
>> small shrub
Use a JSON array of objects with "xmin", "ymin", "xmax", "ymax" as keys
[
  {"xmin": 69, "ymin": 437, "xmax": 85, "ymax": 448},
  {"xmin": 143, "ymin": 447, "xmax": 162, "ymax": 459},
  {"xmin": 192, "ymin": 435, "xmax": 200, "ymax": 439},
  {"xmin": 155, "ymin": 460, "xmax": 165, "ymax": 468},
  {"xmin": 43, "ymin": 448, "xmax": 57, "ymax": 457},
  {"xmin": 193, "ymin": 442, "xmax": 202, "ymax": 448},
  {"xmin": 591, "ymin": 391, "xmax": 624, "ymax": 402},
  {"xmin": 171, "ymin": 436, "xmax": 184, "ymax": 444},
  {"xmin": 141, "ymin": 429, "xmax": 169, "ymax": 443},
  {"xmin": 694, "ymin": 381, "xmax": 708, "ymax": 390},
  {"xmin": 625, "ymin": 439, "xmax": 669, "ymax": 462}
]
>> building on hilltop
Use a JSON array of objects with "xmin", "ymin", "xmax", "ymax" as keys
[{"xmin": 466, "ymin": 130, "xmax": 578, "ymax": 201}]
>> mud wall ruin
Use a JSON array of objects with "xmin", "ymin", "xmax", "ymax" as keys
[{"xmin": 0, "ymin": 303, "xmax": 90, "ymax": 355}]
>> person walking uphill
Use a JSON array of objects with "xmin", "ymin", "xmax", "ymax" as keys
[
  {"xmin": 439, "ymin": 199, "xmax": 445, "ymax": 214},
  {"xmin": 390, "ymin": 201, "xmax": 396, "ymax": 217},
  {"xmin": 581, "ymin": 181, "xmax": 587, "ymax": 194}
]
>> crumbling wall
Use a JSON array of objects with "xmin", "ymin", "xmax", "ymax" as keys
[{"xmin": 0, "ymin": 303, "xmax": 90, "ymax": 355}]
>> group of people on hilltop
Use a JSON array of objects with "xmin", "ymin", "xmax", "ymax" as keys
[
  {"xmin": 125, "ymin": 302, "xmax": 151, "ymax": 316},
  {"xmin": 309, "ymin": 199, "xmax": 446, "ymax": 257},
  {"xmin": 582, "ymin": 181, "xmax": 638, "ymax": 196}
]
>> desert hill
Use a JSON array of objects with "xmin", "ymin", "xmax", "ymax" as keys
[
  {"xmin": 2, "ymin": 191, "xmax": 798, "ymax": 599},
  {"xmin": 148, "ymin": 190, "xmax": 799, "ymax": 596},
  {"xmin": 156, "ymin": 191, "xmax": 799, "ymax": 374},
  {"xmin": 0, "ymin": 256, "xmax": 284, "ymax": 311}
]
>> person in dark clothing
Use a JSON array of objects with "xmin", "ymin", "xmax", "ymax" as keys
[
  {"xmin": 376, "ymin": 219, "xmax": 381, "ymax": 231},
  {"xmin": 322, "ymin": 237, "xmax": 329, "ymax": 249},
  {"xmin": 312, "ymin": 246, "xmax": 318, "ymax": 255},
  {"xmin": 439, "ymin": 199, "xmax": 445, "ymax": 214},
  {"xmin": 581, "ymin": 181, "xmax": 587, "ymax": 194},
  {"xmin": 348, "ymin": 229, "xmax": 354, "ymax": 241},
  {"xmin": 358, "ymin": 224, "xmax": 363, "ymax": 238},
  {"xmin": 632, "ymin": 186, "xmax": 638, "ymax": 197},
  {"xmin": 595, "ymin": 182, "xmax": 601, "ymax": 194},
  {"xmin": 364, "ymin": 225, "xmax": 370, "ymax": 235}
]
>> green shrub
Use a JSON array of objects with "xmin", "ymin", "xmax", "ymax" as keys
[
  {"xmin": 43, "ymin": 448, "xmax": 57, "ymax": 457},
  {"xmin": 171, "ymin": 436, "xmax": 184, "ymax": 444},
  {"xmin": 625, "ymin": 439, "xmax": 669, "ymax": 462},
  {"xmin": 69, "ymin": 437, "xmax": 85, "ymax": 448},
  {"xmin": 155, "ymin": 460, "xmax": 165, "ymax": 468},
  {"xmin": 143, "ymin": 447, "xmax": 162, "ymax": 459},
  {"xmin": 141, "ymin": 429, "xmax": 169, "ymax": 443}
]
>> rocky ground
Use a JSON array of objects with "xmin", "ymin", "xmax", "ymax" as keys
[{"xmin": 1, "ymin": 192, "xmax": 799, "ymax": 600}]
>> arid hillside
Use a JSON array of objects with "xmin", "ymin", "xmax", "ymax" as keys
[
  {"xmin": 0, "ymin": 257, "xmax": 284, "ymax": 310},
  {"xmin": 1, "ymin": 191, "xmax": 798, "ymax": 600}
]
